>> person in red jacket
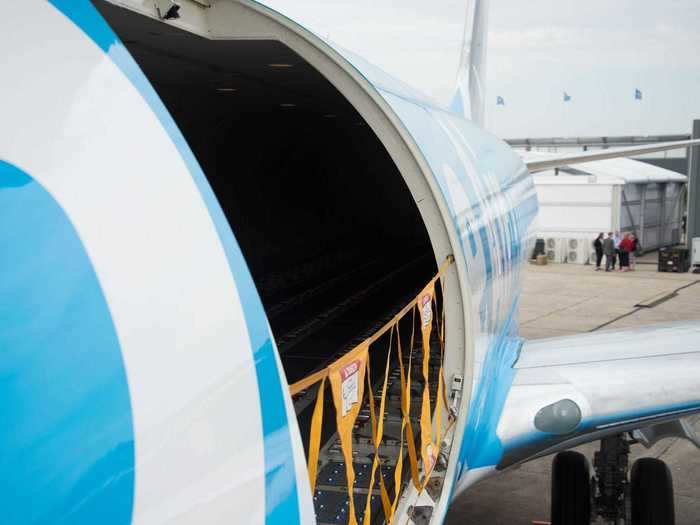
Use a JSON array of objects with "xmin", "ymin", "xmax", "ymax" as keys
[
  {"xmin": 629, "ymin": 233, "xmax": 641, "ymax": 270},
  {"xmin": 619, "ymin": 233, "xmax": 635, "ymax": 271}
]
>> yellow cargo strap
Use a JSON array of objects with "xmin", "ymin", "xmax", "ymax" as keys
[
  {"xmin": 413, "ymin": 293, "xmax": 455, "ymax": 497},
  {"xmin": 432, "ymin": 295, "xmax": 445, "ymax": 452},
  {"xmin": 433, "ymin": 360, "xmax": 444, "ymax": 458},
  {"xmin": 390, "ymin": 414, "xmax": 405, "ymax": 520},
  {"xmin": 307, "ymin": 377, "xmax": 325, "ymax": 494},
  {"xmin": 328, "ymin": 342, "xmax": 369, "ymax": 525},
  {"xmin": 397, "ymin": 307, "xmax": 421, "ymax": 490},
  {"xmin": 378, "ymin": 469, "xmax": 392, "ymax": 524},
  {"xmin": 436, "ymin": 282, "xmax": 449, "ymax": 414},
  {"xmin": 389, "ymin": 317, "xmax": 413, "ymax": 520},
  {"xmin": 417, "ymin": 282, "xmax": 437, "ymax": 476},
  {"xmin": 363, "ymin": 328, "xmax": 393, "ymax": 525}
]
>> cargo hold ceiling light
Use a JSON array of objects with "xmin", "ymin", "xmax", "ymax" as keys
[
  {"xmin": 280, "ymin": 103, "xmax": 296, "ymax": 108},
  {"xmin": 216, "ymin": 87, "xmax": 237, "ymax": 92},
  {"xmin": 268, "ymin": 63, "xmax": 294, "ymax": 68}
]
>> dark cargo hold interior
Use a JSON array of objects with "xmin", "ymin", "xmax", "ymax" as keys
[{"xmin": 97, "ymin": 2, "xmax": 437, "ymax": 384}]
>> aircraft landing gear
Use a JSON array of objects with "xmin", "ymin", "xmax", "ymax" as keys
[
  {"xmin": 593, "ymin": 435, "xmax": 630, "ymax": 522},
  {"xmin": 550, "ymin": 433, "xmax": 675, "ymax": 524},
  {"xmin": 551, "ymin": 451, "xmax": 591, "ymax": 525},
  {"xmin": 630, "ymin": 457, "xmax": 675, "ymax": 525}
]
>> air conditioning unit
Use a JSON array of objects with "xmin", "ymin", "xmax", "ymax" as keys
[
  {"xmin": 566, "ymin": 238, "xmax": 593, "ymax": 265},
  {"xmin": 545, "ymin": 237, "xmax": 565, "ymax": 263}
]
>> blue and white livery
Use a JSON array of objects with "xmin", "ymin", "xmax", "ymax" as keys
[{"xmin": 2, "ymin": 1, "xmax": 700, "ymax": 524}]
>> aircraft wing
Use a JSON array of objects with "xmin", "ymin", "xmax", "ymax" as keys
[
  {"xmin": 496, "ymin": 321, "xmax": 700, "ymax": 469},
  {"xmin": 524, "ymin": 138, "xmax": 700, "ymax": 173}
]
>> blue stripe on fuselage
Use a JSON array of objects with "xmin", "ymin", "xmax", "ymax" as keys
[
  {"xmin": 0, "ymin": 161, "xmax": 134, "ymax": 524},
  {"xmin": 47, "ymin": 2, "xmax": 300, "ymax": 523},
  {"xmin": 458, "ymin": 304, "xmax": 522, "ymax": 473}
]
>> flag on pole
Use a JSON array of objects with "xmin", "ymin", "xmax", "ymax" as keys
[
  {"xmin": 635, "ymin": 88, "xmax": 643, "ymax": 100},
  {"xmin": 496, "ymin": 96, "xmax": 505, "ymax": 106},
  {"xmin": 563, "ymin": 92, "xmax": 572, "ymax": 102}
]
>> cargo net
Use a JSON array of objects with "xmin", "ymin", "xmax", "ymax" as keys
[{"xmin": 289, "ymin": 256, "xmax": 455, "ymax": 525}]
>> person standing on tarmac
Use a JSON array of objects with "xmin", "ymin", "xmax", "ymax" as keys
[
  {"xmin": 612, "ymin": 231, "xmax": 622, "ymax": 270},
  {"xmin": 619, "ymin": 233, "xmax": 635, "ymax": 272},
  {"xmin": 593, "ymin": 232, "xmax": 604, "ymax": 271},
  {"xmin": 603, "ymin": 232, "xmax": 615, "ymax": 272},
  {"xmin": 630, "ymin": 233, "xmax": 641, "ymax": 270}
]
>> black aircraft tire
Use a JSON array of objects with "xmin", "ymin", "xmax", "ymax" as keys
[
  {"xmin": 551, "ymin": 451, "xmax": 591, "ymax": 525},
  {"xmin": 631, "ymin": 457, "xmax": 675, "ymax": 525}
]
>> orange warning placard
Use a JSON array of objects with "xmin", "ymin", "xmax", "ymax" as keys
[{"xmin": 328, "ymin": 342, "xmax": 369, "ymax": 525}]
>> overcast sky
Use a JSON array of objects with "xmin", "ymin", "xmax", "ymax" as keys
[{"xmin": 260, "ymin": 0, "xmax": 700, "ymax": 138}]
